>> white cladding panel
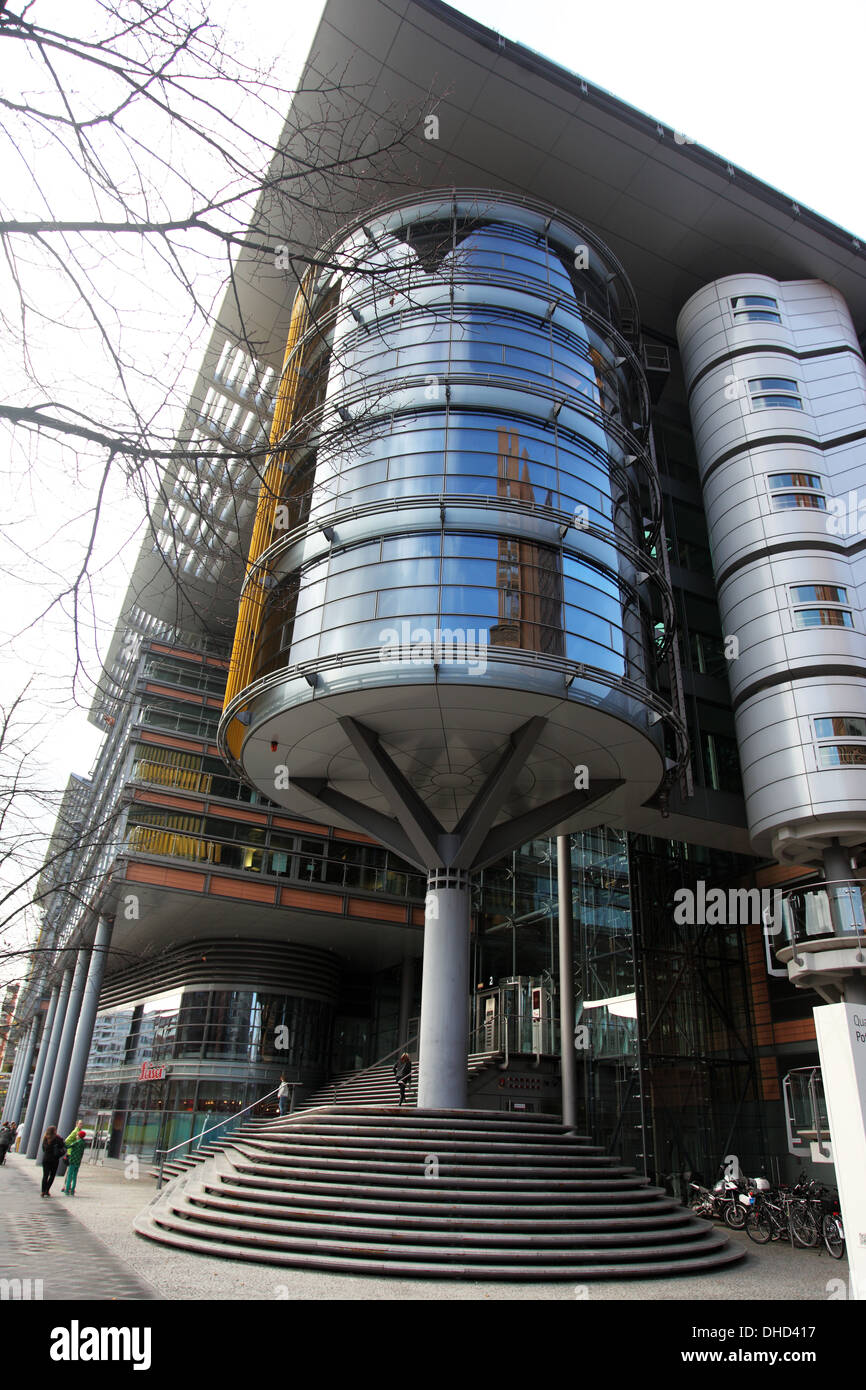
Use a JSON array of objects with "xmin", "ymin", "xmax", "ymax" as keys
[{"xmin": 678, "ymin": 275, "xmax": 866, "ymax": 861}]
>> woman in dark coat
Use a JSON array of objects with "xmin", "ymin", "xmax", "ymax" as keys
[
  {"xmin": 41, "ymin": 1126, "xmax": 66, "ymax": 1197},
  {"xmin": 394, "ymin": 1053, "xmax": 412, "ymax": 1107}
]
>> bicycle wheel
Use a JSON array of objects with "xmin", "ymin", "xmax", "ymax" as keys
[
  {"xmin": 724, "ymin": 1201, "xmax": 747, "ymax": 1230},
  {"xmin": 746, "ymin": 1208, "xmax": 773, "ymax": 1244},
  {"xmin": 789, "ymin": 1202, "xmax": 820, "ymax": 1248},
  {"xmin": 823, "ymin": 1214, "xmax": 845, "ymax": 1260}
]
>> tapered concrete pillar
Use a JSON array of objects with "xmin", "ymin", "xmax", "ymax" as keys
[
  {"xmin": 4, "ymin": 1018, "xmax": 38, "ymax": 1124},
  {"xmin": 34, "ymin": 948, "xmax": 89, "ymax": 1157},
  {"xmin": 417, "ymin": 867, "xmax": 471, "ymax": 1110},
  {"xmin": 58, "ymin": 917, "xmax": 113, "ymax": 1137},
  {"xmin": 21, "ymin": 990, "xmax": 58, "ymax": 1149},
  {"xmin": 3, "ymin": 1029, "xmax": 27, "ymax": 1118},
  {"xmin": 557, "ymin": 835, "xmax": 578, "ymax": 1129},
  {"xmin": 398, "ymin": 956, "xmax": 415, "ymax": 1052},
  {"xmin": 26, "ymin": 967, "xmax": 73, "ymax": 1158},
  {"xmin": 2, "ymin": 1029, "xmax": 27, "ymax": 1123}
]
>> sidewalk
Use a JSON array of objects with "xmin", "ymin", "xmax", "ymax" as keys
[
  {"xmin": 0, "ymin": 1154, "xmax": 160, "ymax": 1300},
  {"xmin": 1, "ymin": 1151, "xmax": 849, "ymax": 1301}
]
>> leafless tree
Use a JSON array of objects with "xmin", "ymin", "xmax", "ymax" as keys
[{"xmin": 0, "ymin": 0, "xmax": 441, "ymax": 995}]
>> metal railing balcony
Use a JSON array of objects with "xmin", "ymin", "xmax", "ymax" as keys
[{"xmin": 780, "ymin": 879, "xmax": 866, "ymax": 946}]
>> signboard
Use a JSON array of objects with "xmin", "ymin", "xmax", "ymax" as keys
[
  {"xmin": 139, "ymin": 1062, "xmax": 165, "ymax": 1082},
  {"xmin": 814, "ymin": 1003, "xmax": 866, "ymax": 1300}
]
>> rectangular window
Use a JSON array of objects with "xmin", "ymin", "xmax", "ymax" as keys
[
  {"xmin": 793, "ymin": 607, "xmax": 854, "ymax": 628},
  {"xmin": 769, "ymin": 473, "xmax": 822, "ymax": 490},
  {"xmin": 791, "ymin": 584, "xmax": 848, "ymax": 604},
  {"xmin": 818, "ymin": 744, "xmax": 866, "ymax": 767},
  {"xmin": 769, "ymin": 471, "xmax": 825, "ymax": 512},
  {"xmin": 815, "ymin": 716, "xmax": 866, "ymax": 739},
  {"xmin": 731, "ymin": 295, "xmax": 781, "ymax": 324},
  {"xmin": 749, "ymin": 377, "xmax": 803, "ymax": 409}
]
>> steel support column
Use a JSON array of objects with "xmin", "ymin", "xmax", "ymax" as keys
[
  {"xmin": 25, "ymin": 968, "xmax": 73, "ymax": 1158},
  {"xmin": 557, "ymin": 834, "xmax": 578, "ymax": 1129},
  {"xmin": 35, "ymin": 948, "xmax": 89, "ymax": 1156},
  {"xmin": 21, "ymin": 989, "xmax": 59, "ymax": 1149},
  {"xmin": 2, "ymin": 1030, "xmax": 27, "ymax": 1122},
  {"xmin": 417, "ymin": 864, "xmax": 471, "ymax": 1110},
  {"xmin": 4, "ymin": 1017, "xmax": 38, "ymax": 1124},
  {"xmin": 58, "ymin": 917, "xmax": 114, "ymax": 1137}
]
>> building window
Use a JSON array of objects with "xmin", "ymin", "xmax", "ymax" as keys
[
  {"xmin": 791, "ymin": 584, "xmax": 852, "ymax": 629},
  {"xmin": 793, "ymin": 607, "xmax": 853, "ymax": 629},
  {"xmin": 749, "ymin": 377, "xmax": 803, "ymax": 410},
  {"xmin": 814, "ymin": 718, "xmax": 866, "ymax": 767},
  {"xmin": 790, "ymin": 584, "xmax": 848, "ymax": 604},
  {"xmin": 731, "ymin": 294, "xmax": 781, "ymax": 324},
  {"xmin": 815, "ymin": 716, "xmax": 866, "ymax": 739},
  {"xmin": 768, "ymin": 472, "xmax": 825, "ymax": 511},
  {"xmin": 701, "ymin": 731, "xmax": 742, "ymax": 794}
]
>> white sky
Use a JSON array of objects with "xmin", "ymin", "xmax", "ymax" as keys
[{"xmin": 3, "ymin": 0, "xmax": 865, "ymax": 958}]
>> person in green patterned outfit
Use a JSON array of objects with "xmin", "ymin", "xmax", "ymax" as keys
[{"xmin": 63, "ymin": 1127, "xmax": 87, "ymax": 1196}]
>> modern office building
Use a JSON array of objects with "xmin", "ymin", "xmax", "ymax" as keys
[{"xmin": 7, "ymin": 0, "xmax": 866, "ymax": 1221}]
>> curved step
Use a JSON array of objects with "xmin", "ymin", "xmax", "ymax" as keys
[
  {"xmin": 138, "ymin": 1214, "xmax": 744, "ymax": 1281},
  {"xmin": 134, "ymin": 1106, "xmax": 745, "ymax": 1281}
]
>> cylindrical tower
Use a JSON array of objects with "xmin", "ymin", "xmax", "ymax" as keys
[
  {"xmin": 677, "ymin": 273, "xmax": 866, "ymax": 868},
  {"xmin": 221, "ymin": 191, "xmax": 682, "ymax": 1105}
]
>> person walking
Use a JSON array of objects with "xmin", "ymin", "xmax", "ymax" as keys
[
  {"xmin": 394, "ymin": 1053, "xmax": 412, "ymax": 1107},
  {"xmin": 277, "ymin": 1076, "xmax": 291, "ymax": 1117},
  {"xmin": 41, "ymin": 1126, "xmax": 66, "ymax": 1197},
  {"xmin": 0, "ymin": 1124, "xmax": 12, "ymax": 1165},
  {"xmin": 63, "ymin": 1128, "xmax": 87, "ymax": 1196}
]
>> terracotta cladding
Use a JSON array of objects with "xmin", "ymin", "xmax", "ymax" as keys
[
  {"xmin": 773, "ymin": 1019, "xmax": 817, "ymax": 1044},
  {"xmin": 125, "ymin": 862, "xmax": 207, "ymax": 892},
  {"xmin": 348, "ymin": 898, "xmax": 405, "ymax": 923},
  {"xmin": 144, "ymin": 682, "xmax": 208, "ymax": 704},
  {"xmin": 280, "ymin": 887, "xmax": 343, "ymax": 913},
  {"xmin": 209, "ymin": 877, "xmax": 276, "ymax": 904},
  {"xmin": 132, "ymin": 790, "xmax": 205, "ymax": 814}
]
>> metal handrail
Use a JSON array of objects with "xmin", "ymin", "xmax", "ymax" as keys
[
  {"xmin": 326, "ymin": 1025, "xmax": 421, "ymax": 1103},
  {"xmin": 780, "ymin": 878, "xmax": 866, "ymax": 947},
  {"xmin": 155, "ymin": 1085, "xmax": 279, "ymax": 1189}
]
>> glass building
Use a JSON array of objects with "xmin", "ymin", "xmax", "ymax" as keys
[{"xmin": 6, "ymin": 0, "xmax": 866, "ymax": 1200}]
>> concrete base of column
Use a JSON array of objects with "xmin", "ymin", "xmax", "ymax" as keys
[{"xmin": 417, "ymin": 868, "xmax": 471, "ymax": 1110}]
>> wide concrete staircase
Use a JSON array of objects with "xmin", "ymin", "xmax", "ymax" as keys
[
  {"xmin": 136, "ymin": 1106, "xmax": 743, "ymax": 1280},
  {"xmin": 296, "ymin": 1052, "xmax": 498, "ymax": 1110}
]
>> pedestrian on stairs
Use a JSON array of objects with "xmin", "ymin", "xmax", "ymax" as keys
[
  {"xmin": 394, "ymin": 1053, "xmax": 412, "ymax": 1107},
  {"xmin": 277, "ymin": 1076, "xmax": 291, "ymax": 1117},
  {"xmin": 63, "ymin": 1128, "xmax": 87, "ymax": 1196}
]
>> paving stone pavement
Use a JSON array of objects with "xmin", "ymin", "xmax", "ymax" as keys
[
  {"xmin": 0, "ymin": 1149, "xmax": 854, "ymax": 1303},
  {"xmin": 0, "ymin": 1159, "xmax": 161, "ymax": 1301}
]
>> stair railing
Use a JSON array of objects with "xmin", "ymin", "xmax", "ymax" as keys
[
  {"xmin": 154, "ymin": 1085, "xmax": 279, "ymax": 1189},
  {"xmin": 307, "ymin": 1027, "xmax": 421, "ymax": 1109}
]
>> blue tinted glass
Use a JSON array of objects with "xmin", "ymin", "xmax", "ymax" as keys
[
  {"xmin": 441, "ymin": 558, "xmax": 496, "ymax": 585},
  {"xmin": 442, "ymin": 534, "xmax": 498, "ymax": 559},
  {"xmin": 441, "ymin": 586, "xmax": 500, "ymax": 617},
  {"xmin": 327, "ymin": 547, "xmax": 384, "ymax": 578},
  {"xmin": 382, "ymin": 535, "xmax": 440, "ymax": 560},
  {"xmin": 377, "ymin": 588, "xmax": 440, "ymax": 618}
]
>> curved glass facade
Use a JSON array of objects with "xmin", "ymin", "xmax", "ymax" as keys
[{"xmin": 223, "ymin": 193, "xmax": 677, "ymax": 777}]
